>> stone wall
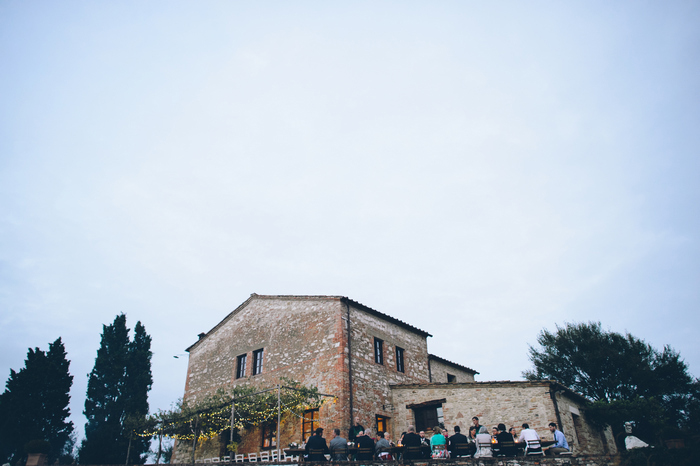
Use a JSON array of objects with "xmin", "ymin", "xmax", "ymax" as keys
[
  {"xmin": 166, "ymin": 456, "xmax": 621, "ymax": 466},
  {"xmin": 428, "ymin": 357, "xmax": 476, "ymax": 384},
  {"xmin": 389, "ymin": 382, "xmax": 617, "ymax": 457},
  {"xmin": 347, "ymin": 301, "xmax": 431, "ymax": 434},
  {"xmin": 175, "ymin": 296, "xmax": 352, "ymax": 462},
  {"xmin": 174, "ymin": 295, "xmax": 434, "ymax": 462}
]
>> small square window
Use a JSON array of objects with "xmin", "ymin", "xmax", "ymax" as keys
[
  {"xmin": 447, "ymin": 373, "xmax": 456, "ymax": 383},
  {"xmin": 374, "ymin": 338, "xmax": 384, "ymax": 365}
]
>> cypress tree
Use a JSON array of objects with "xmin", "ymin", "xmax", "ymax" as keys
[
  {"xmin": 79, "ymin": 314, "xmax": 152, "ymax": 465},
  {"xmin": 124, "ymin": 321, "xmax": 153, "ymax": 463},
  {"xmin": 0, "ymin": 338, "xmax": 74, "ymax": 464}
]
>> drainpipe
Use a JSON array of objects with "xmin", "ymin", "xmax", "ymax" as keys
[
  {"xmin": 428, "ymin": 356, "xmax": 433, "ymax": 382},
  {"xmin": 549, "ymin": 383, "xmax": 564, "ymax": 434},
  {"xmin": 345, "ymin": 302, "xmax": 354, "ymax": 431}
]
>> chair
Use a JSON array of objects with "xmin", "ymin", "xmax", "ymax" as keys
[
  {"xmin": 212, "ymin": 458, "xmax": 221, "ymax": 463},
  {"xmin": 474, "ymin": 434, "xmax": 493, "ymax": 458},
  {"xmin": 248, "ymin": 453, "xmax": 258, "ymax": 462},
  {"xmin": 204, "ymin": 459, "xmax": 212, "ymax": 463},
  {"xmin": 431, "ymin": 444, "xmax": 448, "ymax": 459},
  {"xmin": 403, "ymin": 446, "xmax": 422, "ymax": 460},
  {"xmin": 558, "ymin": 442, "xmax": 574, "ymax": 456},
  {"xmin": 495, "ymin": 440, "xmax": 516, "ymax": 457},
  {"xmin": 355, "ymin": 447, "xmax": 374, "ymax": 461},
  {"xmin": 222, "ymin": 456, "xmax": 230, "ymax": 462},
  {"xmin": 281, "ymin": 451, "xmax": 298, "ymax": 462},
  {"xmin": 308, "ymin": 449, "xmax": 327, "ymax": 462},
  {"xmin": 330, "ymin": 445, "xmax": 348, "ymax": 461},
  {"xmin": 259, "ymin": 451, "xmax": 270, "ymax": 462},
  {"xmin": 270, "ymin": 450, "xmax": 279, "ymax": 462},
  {"xmin": 234, "ymin": 454, "xmax": 245, "ymax": 462},
  {"xmin": 451, "ymin": 443, "xmax": 474, "ymax": 458},
  {"xmin": 524, "ymin": 440, "xmax": 544, "ymax": 456}
]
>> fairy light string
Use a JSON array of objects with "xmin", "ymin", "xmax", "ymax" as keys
[{"xmin": 133, "ymin": 379, "xmax": 337, "ymax": 442}]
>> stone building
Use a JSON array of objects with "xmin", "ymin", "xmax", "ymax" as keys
[{"xmin": 173, "ymin": 294, "xmax": 614, "ymax": 461}]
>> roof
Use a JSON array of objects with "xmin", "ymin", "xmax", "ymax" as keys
[
  {"xmin": 340, "ymin": 296, "xmax": 432, "ymax": 338},
  {"xmin": 428, "ymin": 354, "xmax": 479, "ymax": 374},
  {"xmin": 186, "ymin": 293, "xmax": 432, "ymax": 352}
]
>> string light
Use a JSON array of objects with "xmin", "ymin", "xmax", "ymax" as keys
[{"xmin": 132, "ymin": 379, "xmax": 336, "ymax": 442}]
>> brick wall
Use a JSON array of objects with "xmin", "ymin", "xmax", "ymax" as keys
[
  {"xmin": 175, "ymin": 296, "xmax": 352, "ymax": 462},
  {"xmin": 346, "ymin": 302, "xmax": 430, "ymax": 435}
]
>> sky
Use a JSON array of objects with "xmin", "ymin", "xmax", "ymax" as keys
[{"xmin": 1, "ymin": 0, "xmax": 699, "ymax": 446}]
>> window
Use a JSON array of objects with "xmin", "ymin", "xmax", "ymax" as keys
[
  {"xmin": 374, "ymin": 338, "xmax": 384, "ymax": 365},
  {"xmin": 236, "ymin": 354, "xmax": 247, "ymax": 379},
  {"xmin": 252, "ymin": 348, "xmax": 264, "ymax": 375},
  {"xmin": 413, "ymin": 403, "xmax": 444, "ymax": 433},
  {"xmin": 302, "ymin": 409, "xmax": 319, "ymax": 441},
  {"xmin": 447, "ymin": 373, "xmax": 456, "ymax": 383},
  {"xmin": 376, "ymin": 415, "xmax": 390, "ymax": 435},
  {"xmin": 261, "ymin": 420, "xmax": 277, "ymax": 449},
  {"xmin": 396, "ymin": 347, "xmax": 405, "ymax": 373}
]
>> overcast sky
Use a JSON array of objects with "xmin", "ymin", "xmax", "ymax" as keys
[{"xmin": 2, "ymin": 0, "xmax": 699, "ymax": 444}]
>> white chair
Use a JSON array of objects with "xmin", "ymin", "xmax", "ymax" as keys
[
  {"xmin": 248, "ymin": 453, "xmax": 258, "ymax": 462},
  {"xmin": 270, "ymin": 450, "xmax": 279, "ymax": 462},
  {"xmin": 474, "ymin": 433, "xmax": 493, "ymax": 458},
  {"xmin": 280, "ymin": 451, "xmax": 298, "ymax": 462},
  {"xmin": 203, "ymin": 459, "xmax": 211, "ymax": 464},
  {"xmin": 212, "ymin": 458, "xmax": 220, "ymax": 463},
  {"xmin": 259, "ymin": 451, "xmax": 270, "ymax": 462},
  {"xmin": 222, "ymin": 456, "xmax": 230, "ymax": 462},
  {"xmin": 524, "ymin": 439, "xmax": 544, "ymax": 456},
  {"xmin": 234, "ymin": 454, "xmax": 245, "ymax": 462}
]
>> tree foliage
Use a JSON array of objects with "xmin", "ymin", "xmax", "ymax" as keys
[
  {"xmin": 0, "ymin": 338, "xmax": 74, "ymax": 465},
  {"xmin": 524, "ymin": 322, "xmax": 699, "ymax": 444},
  {"xmin": 79, "ymin": 314, "xmax": 152, "ymax": 465}
]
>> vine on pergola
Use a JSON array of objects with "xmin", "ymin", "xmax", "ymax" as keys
[{"xmin": 137, "ymin": 378, "xmax": 329, "ymax": 442}]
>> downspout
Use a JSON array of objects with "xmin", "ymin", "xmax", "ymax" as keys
[
  {"xmin": 345, "ymin": 302, "xmax": 354, "ymax": 431},
  {"xmin": 428, "ymin": 356, "xmax": 433, "ymax": 382},
  {"xmin": 549, "ymin": 383, "xmax": 564, "ymax": 434}
]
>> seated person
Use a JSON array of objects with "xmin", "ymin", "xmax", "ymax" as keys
[
  {"xmin": 305, "ymin": 427, "xmax": 329, "ymax": 461},
  {"xmin": 494, "ymin": 423, "xmax": 516, "ymax": 457},
  {"xmin": 545, "ymin": 422, "xmax": 570, "ymax": 456},
  {"xmin": 401, "ymin": 425, "xmax": 423, "ymax": 460},
  {"xmin": 376, "ymin": 432, "xmax": 395, "ymax": 460},
  {"xmin": 329, "ymin": 428, "xmax": 348, "ymax": 461},
  {"xmin": 448, "ymin": 425, "xmax": 469, "ymax": 457},
  {"xmin": 355, "ymin": 429, "xmax": 375, "ymax": 461},
  {"xmin": 430, "ymin": 426, "xmax": 447, "ymax": 458},
  {"xmin": 518, "ymin": 423, "xmax": 542, "ymax": 454}
]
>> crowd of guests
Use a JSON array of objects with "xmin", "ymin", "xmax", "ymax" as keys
[{"xmin": 302, "ymin": 416, "xmax": 569, "ymax": 461}]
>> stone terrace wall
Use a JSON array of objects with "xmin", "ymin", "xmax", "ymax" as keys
[{"xmin": 165, "ymin": 457, "xmax": 621, "ymax": 466}]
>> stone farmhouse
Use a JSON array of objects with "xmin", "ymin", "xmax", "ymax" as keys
[{"xmin": 173, "ymin": 294, "xmax": 616, "ymax": 462}]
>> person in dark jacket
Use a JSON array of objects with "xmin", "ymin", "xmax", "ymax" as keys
[
  {"xmin": 448, "ymin": 426, "xmax": 470, "ymax": 457},
  {"xmin": 494, "ymin": 423, "xmax": 516, "ymax": 457},
  {"xmin": 305, "ymin": 428, "xmax": 330, "ymax": 461},
  {"xmin": 355, "ymin": 429, "xmax": 375, "ymax": 461}
]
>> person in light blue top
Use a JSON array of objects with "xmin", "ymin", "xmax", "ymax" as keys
[
  {"xmin": 430, "ymin": 426, "xmax": 446, "ymax": 446},
  {"xmin": 545, "ymin": 422, "xmax": 569, "ymax": 455},
  {"xmin": 429, "ymin": 426, "xmax": 447, "ymax": 458}
]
